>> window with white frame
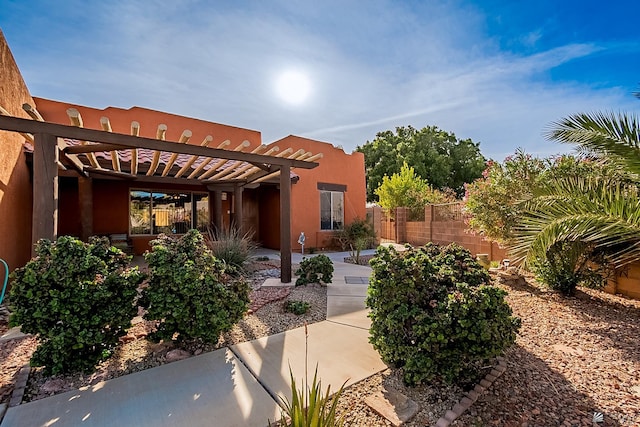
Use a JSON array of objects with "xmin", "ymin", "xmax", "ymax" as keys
[
  {"xmin": 319, "ymin": 189, "xmax": 344, "ymax": 230},
  {"xmin": 129, "ymin": 190, "xmax": 209, "ymax": 235}
]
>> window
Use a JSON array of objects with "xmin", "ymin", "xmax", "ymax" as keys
[
  {"xmin": 320, "ymin": 190, "xmax": 344, "ymax": 230},
  {"xmin": 129, "ymin": 190, "xmax": 209, "ymax": 235}
]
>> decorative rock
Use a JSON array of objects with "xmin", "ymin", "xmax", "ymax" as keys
[
  {"xmin": 551, "ymin": 344, "xmax": 584, "ymax": 357},
  {"xmin": 41, "ymin": 378, "xmax": 67, "ymax": 394},
  {"xmin": 119, "ymin": 335, "xmax": 135, "ymax": 344},
  {"xmin": 194, "ymin": 348, "xmax": 203, "ymax": 356},
  {"xmin": 466, "ymin": 390, "xmax": 479, "ymax": 401},
  {"xmin": 459, "ymin": 397, "xmax": 474, "ymax": 410},
  {"xmin": 435, "ymin": 418, "xmax": 450, "ymax": 427},
  {"xmin": 490, "ymin": 367, "xmax": 503, "ymax": 377},
  {"xmin": 485, "ymin": 373, "xmax": 497, "ymax": 382},
  {"xmin": 480, "ymin": 379, "xmax": 492, "ymax": 388},
  {"xmin": 364, "ymin": 389, "xmax": 419, "ymax": 426},
  {"xmin": 165, "ymin": 349, "xmax": 191, "ymax": 362},
  {"xmin": 443, "ymin": 409, "xmax": 458, "ymax": 422},
  {"xmin": 474, "ymin": 384, "xmax": 485, "ymax": 394},
  {"xmin": 452, "ymin": 402, "xmax": 465, "ymax": 416},
  {"xmin": 9, "ymin": 387, "xmax": 24, "ymax": 407}
]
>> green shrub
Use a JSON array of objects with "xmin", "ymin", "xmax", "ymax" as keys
[
  {"xmin": 205, "ymin": 225, "xmax": 258, "ymax": 272},
  {"xmin": 334, "ymin": 218, "xmax": 377, "ymax": 264},
  {"xmin": 285, "ymin": 300, "xmax": 311, "ymax": 315},
  {"xmin": 366, "ymin": 243, "xmax": 520, "ymax": 385},
  {"xmin": 141, "ymin": 230, "xmax": 249, "ymax": 343},
  {"xmin": 295, "ymin": 255, "xmax": 334, "ymax": 286},
  {"xmin": 9, "ymin": 236, "xmax": 143, "ymax": 375},
  {"xmin": 531, "ymin": 240, "xmax": 608, "ymax": 295}
]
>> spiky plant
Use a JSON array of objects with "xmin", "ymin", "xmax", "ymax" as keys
[{"xmin": 505, "ymin": 102, "xmax": 640, "ymax": 271}]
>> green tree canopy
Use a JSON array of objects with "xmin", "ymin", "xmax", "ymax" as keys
[
  {"xmin": 375, "ymin": 163, "xmax": 453, "ymax": 219},
  {"xmin": 357, "ymin": 125, "xmax": 486, "ymax": 201}
]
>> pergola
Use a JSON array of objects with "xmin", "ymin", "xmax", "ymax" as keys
[{"xmin": 0, "ymin": 109, "xmax": 320, "ymax": 282}]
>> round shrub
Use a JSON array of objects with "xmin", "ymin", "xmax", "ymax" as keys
[
  {"xmin": 295, "ymin": 254, "xmax": 334, "ymax": 286},
  {"xmin": 140, "ymin": 230, "xmax": 249, "ymax": 343},
  {"xmin": 366, "ymin": 243, "xmax": 520, "ymax": 386},
  {"xmin": 9, "ymin": 236, "xmax": 144, "ymax": 375},
  {"xmin": 284, "ymin": 300, "xmax": 311, "ymax": 315}
]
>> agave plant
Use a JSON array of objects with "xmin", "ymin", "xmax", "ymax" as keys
[
  {"xmin": 506, "ymin": 105, "xmax": 640, "ymax": 270},
  {"xmin": 273, "ymin": 366, "xmax": 346, "ymax": 427}
]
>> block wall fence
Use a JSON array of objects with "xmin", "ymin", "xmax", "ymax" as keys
[{"xmin": 367, "ymin": 204, "xmax": 640, "ymax": 300}]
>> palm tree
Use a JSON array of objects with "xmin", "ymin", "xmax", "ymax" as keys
[{"xmin": 505, "ymin": 100, "xmax": 640, "ymax": 270}]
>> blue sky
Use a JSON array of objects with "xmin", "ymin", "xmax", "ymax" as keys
[{"xmin": 1, "ymin": 0, "xmax": 638, "ymax": 161}]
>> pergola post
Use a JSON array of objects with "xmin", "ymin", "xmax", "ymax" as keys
[
  {"xmin": 280, "ymin": 165, "xmax": 292, "ymax": 283},
  {"xmin": 234, "ymin": 185, "xmax": 243, "ymax": 232},
  {"xmin": 78, "ymin": 176, "xmax": 93, "ymax": 241},
  {"xmin": 32, "ymin": 133, "xmax": 58, "ymax": 255},
  {"xmin": 213, "ymin": 190, "xmax": 223, "ymax": 232}
]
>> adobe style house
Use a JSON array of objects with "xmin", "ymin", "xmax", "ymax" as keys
[{"xmin": 0, "ymin": 30, "xmax": 366, "ymax": 281}]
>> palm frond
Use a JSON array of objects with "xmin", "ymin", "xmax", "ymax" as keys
[
  {"xmin": 506, "ymin": 175, "xmax": 640, "ymax": 268},
  {"xmin": 545, "ymin": 111, "xmax": 640, "ymax": 175}
]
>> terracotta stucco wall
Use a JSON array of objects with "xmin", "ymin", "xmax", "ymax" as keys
[
  {"xmin": 33, "ymin": 98, "xmax": 263, "ymax": 151},
  {"xmin": 269, "ymin": 136, "xmax": 367, "ymax": 251},
  {"xmin": 0, "ymin": 30, "xmax": 35, "ymax": 271}
]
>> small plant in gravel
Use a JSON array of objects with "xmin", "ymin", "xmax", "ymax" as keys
[
  {"xmin": 9, "ymin": 236, "xmax": 144, "ymax": 375},
  {"xmin": 140, "ymin": 230, "xmax": 249, "ymax": 344},
  {"xmin": 284, "ymin": 300, "xmax": 311, "ymax": 315},
  {"xmin": 366, "ymin": 243, "xmax": 521, "ymax": 386},
  {"xmin": 295, "ymin": 255, "xmax": 334, "ymax": 286},
  {"xmin": 334, "ymin": 217, "xmax": 377, "ymax": 264}
]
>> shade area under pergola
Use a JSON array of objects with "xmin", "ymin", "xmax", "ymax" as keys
[{"xmin": 0, "ymin": 105, "xmax": 320, "ymax": 282}]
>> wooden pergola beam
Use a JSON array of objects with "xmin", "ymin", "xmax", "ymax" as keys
[
  {"xmin": 100, "ymin": 116, "xmax": 122, "ymax": 172},
  {"xmin": 198, "ymin": 140, "xmax": 251, "ymax": 180},
  {"xmin": 0, "ymin": 115, "xmax": 318, "ymax": 169},
  {"xmin": 66, "ymin": 108, "xmax": 101, "ymax": 169},
  {"xmin": 147, "ymin": 124, "xmax": 167, "ymax": 176},
  {"xmin": 280, "ymin": 165, "xmax": 292, "ymax": 283},
  {"xmin": 32, "ymin": 133, "xmax": 58, "ymax": 253},
  {"xmin": 175, "ymin": 135, "xmax": 213, "ymax": 178},
  {"xmin": 161, "ymin": 129, "xmax": 192, "ymax": 176},
  {"xmin": 130, "ymin": 121, "xmax": 140, "ymax": 175},
  {"xmin": 185, "ymin": 139, "xmax": 231, "ymax": 179}
]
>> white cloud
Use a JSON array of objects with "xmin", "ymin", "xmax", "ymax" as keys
[{"xmin": 2, "ymin": 0, "xmax": 637, "ymax": 162}]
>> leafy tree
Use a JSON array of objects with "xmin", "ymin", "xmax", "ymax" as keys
[
  {"xmin": 465, "ymin": 150, "xmax": 631, "ymax": 243},
  {"xmin": 375, "ymin": 163, "xmax": 454, "ymax": 219},
  {"xmin": 357, "ymin": 125, "xmax": 486, "ymax": 201},
  {"xmin": 464, "ymin": 150, "xmax": 546, "ymax": 243}
]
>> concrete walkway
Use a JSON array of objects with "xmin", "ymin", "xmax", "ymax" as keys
[{"xmin": 1, "ymin": 252, "xmax": 386, "ymax": 427}]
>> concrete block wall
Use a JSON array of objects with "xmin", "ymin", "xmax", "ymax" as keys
[{"xmin": 609, "ymin": 262, "xmax": 640, "ymax": 299}]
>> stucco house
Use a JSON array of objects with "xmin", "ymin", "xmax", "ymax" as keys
[{"xmin": 0, "ymin": 30, "xmax": 366, "ymax": 281}]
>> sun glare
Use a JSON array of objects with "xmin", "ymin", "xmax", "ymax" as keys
[{"xmin": 275, "ymin": 70, "xmax": 311, "ymax": 105}]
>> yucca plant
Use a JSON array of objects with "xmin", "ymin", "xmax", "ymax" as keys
[
  {"xmin": 273, "ymin": 366, "xmax": 346, "ymax": 427},
  {"xmin": 205, "ymin": 224, "xmax": 258, "ymax": 272}
]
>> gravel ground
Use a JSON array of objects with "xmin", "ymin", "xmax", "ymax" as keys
[
  {"xmin": 333, "ymin": 275, "xmax": 640, "ymax": 427},
  {"xmin": 2, "ymin": 264, "xmax": 640, "ymax": 426}
]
